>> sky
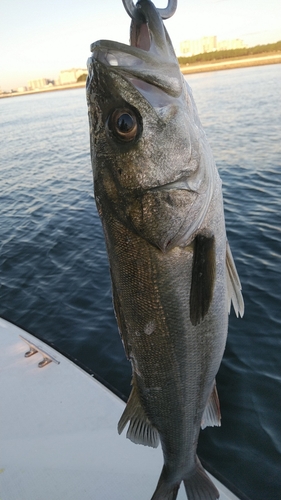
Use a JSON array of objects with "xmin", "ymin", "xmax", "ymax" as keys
[{"xmin": 0, "ymin": 0, "xmax": 280, "ymax": 91}]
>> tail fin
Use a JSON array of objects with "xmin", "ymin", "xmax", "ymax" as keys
[
  {"xmin": 150, "ymin": 459, "xmax": 219, "ymax": 500},
  {"xmin": 150, "ymin": 466, "xmax": 180, "ymax": 500},
  {"xmin": 183, "ymin": 458, "xmax": 219, "ymax": 500}
]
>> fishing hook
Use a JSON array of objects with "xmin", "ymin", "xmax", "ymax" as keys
[{"xmin": 122, "ymin": 0, "xmax": 177, "ymax": 20}]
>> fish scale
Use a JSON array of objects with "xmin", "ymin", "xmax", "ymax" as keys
[{"xmin": 105, "ymin": 205, "xmax": 226, "ymax": 473}]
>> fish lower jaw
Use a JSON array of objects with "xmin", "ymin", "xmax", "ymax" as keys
[
  {"xmin": 149, "ymin": 175, "xmax": 204, "ymax": 195},
  {"xmin": 128, "ymin": 218, "xmax": 193, "ymax": 253},
  {"xmin": 126, "ymin": 189, "xmax": 198, "ymax": 252}
]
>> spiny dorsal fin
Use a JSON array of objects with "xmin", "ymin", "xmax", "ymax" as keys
[
  {"xmin": 118, "ymin": 378, "xmax": 159, "ymax": 448},
  {"xmin": 112, "ymin": 281, "xmax": 131, "ymax": 359},
  {"xmin": 201, "ymin": 382, "xmax": 221, "ymax": 429},
  {"xmin": 190, "ymin": 235, "xmax": 216, "ymax": 326},
  {"xmin": 226, "ymin": 241, "xmax": 244, "ymax": 318}
]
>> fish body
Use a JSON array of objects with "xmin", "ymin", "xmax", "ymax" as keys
[{"xmin": 86, "ymin": 1, "xmax": 244, "ymax": 499}]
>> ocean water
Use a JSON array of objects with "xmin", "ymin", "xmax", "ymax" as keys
[{"xmin": 1, "ymin": 63, "xmax": 281, "ymax": 499}]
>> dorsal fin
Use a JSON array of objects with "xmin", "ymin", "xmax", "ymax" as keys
[
  {"xmin": 190, "ymin": 235, "xmax": 216, "ymax": 326},
  {"xmin": 118, "ymin": 376, "xmax": 159, "ymax": 448},
  {"xmin": 226, "ymin": 241, "xmax": 244, "ymax": 318}
]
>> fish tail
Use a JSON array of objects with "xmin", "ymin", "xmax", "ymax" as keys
[
  {"xmin": 150, "ymin": 466, "xmax": 180, "ymax": 500},
  {"xmin": 183, "ymin": 458, "xmax": 219, "ymax": 500}
]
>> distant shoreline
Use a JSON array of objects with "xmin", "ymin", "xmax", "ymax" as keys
[
  {"xmin": 0, "ymin": 81, "xmax": 86, "ymax": 99},
  {"xmin": 1, "ymin": 52, "xmax": 281, "ymax": 99},
  {"xmin": 180, "ymin": 52, "xmax": 281, "ymax": 75}
]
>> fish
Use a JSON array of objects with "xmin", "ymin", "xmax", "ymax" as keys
[{"xmin": 86, "ymin": 1, "xmax": 244, "ymax": 499}]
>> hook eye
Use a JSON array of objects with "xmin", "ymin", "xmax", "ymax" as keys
[{"xmin": 122, "ymin": 0, "xmax": 177, "ymax": 20}]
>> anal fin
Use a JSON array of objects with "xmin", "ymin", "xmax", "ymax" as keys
[
  {"xmin": 201, "ymin": 382, "xmax": 221, "ymax": 429},
  {"xmin": 118, "ymin": 377, "xmax": 159, "ymax": 448}
]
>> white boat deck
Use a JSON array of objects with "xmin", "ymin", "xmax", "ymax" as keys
[{"xmin": 0, "ymin": 317, "xmax": 240, "ymax": 500}]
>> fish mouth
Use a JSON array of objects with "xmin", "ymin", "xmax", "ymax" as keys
[{"xmin": 88, "ymin": 0, "xmax": 182, "ymax": 98}]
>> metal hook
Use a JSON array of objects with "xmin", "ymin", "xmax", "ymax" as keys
[{"xmin": 122, "ymin": 0, "xmax": 177, "ymax": 20}]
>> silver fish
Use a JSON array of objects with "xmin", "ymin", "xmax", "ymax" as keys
[{"xmin": 86, "ymin": 1, "xmax": 244, "ymax": 499}]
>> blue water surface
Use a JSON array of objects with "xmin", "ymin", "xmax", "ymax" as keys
[{"xmin": 1, "ymin": 63, "xmax": 281, "ymax": 499}]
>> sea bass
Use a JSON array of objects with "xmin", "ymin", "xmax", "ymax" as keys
[{"xmin": 86, "ymin": 1, "xmax": 244, "ymax": 499}]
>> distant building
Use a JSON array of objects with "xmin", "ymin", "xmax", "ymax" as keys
[
  {"xmin": 179, "ymin": 36, "xmax": 245, "ymax": 57},
  {"xmin": 59, "ymin": 68, "xmax": 87, "ymax": 85},
  {"xmin": 217, "ymin": 39, "xmax": 245, "ymax": 51},
  {"xmin": 28, "ymin": 78, "xmax": 49, "ymax": 90},
  {"xmin": 180, "ymin": 36, "xmax": 217, "ymax": 57},
  {"xmin": 17, "ymin": 86, "xmax": 27, "ymax": 93}
]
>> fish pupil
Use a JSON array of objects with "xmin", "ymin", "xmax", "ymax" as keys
[{"xmin": 117, "ymin": 113, "xmax": 134, "ymax": 132}]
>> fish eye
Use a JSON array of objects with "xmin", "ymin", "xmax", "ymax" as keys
[{"xmin": 107, "ymin": 108, "xmax": 140, "ymax": 142}]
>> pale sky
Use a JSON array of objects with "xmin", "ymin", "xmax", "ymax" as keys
[{"xmin": 0, "ymin": 0, "xmax": 280, "ymax": 91}]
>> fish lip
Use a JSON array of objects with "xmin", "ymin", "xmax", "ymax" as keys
[
  {"xmin": 89, "ymin": 38, "xmax": 176, "ymax": 76},
  {"xmin": 90, "ymin": 39, "xmax": 152, "ymax": 61}
]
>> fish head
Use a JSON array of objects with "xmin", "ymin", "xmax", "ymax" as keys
[{"xmin": 87, "ymin": 0, "xmax": 215, "ymax": 251}]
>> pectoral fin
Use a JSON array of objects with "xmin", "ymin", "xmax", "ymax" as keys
[
  {"xmin": 118, "ymin": 376, "xmax": 159, "ymax": 448},
  {"xmin": 190, "ymin": 235, "xmax": 216, "ymax": 326},
  {"xmin": 201, "ymin": 382, "xmax": 221, "ymax": 429},
  {"xmin": 226, "ymin": 241, "xmax": 244, "ymax": 318}
]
